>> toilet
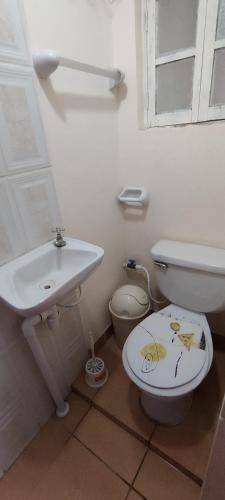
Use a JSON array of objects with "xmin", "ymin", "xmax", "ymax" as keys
[{"xmin": 122, "ymin": 239, "xmax": 225, "ymax": 425}]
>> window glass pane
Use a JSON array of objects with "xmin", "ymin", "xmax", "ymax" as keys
[
  {"xmin": 156, "ymin": 0, "xmax": 198, "ymax": 56},
  {"xmin": 156, "ymin": 58, "xmax": 194, "ymax": 114},
  {"xmin": 216, "ymin": 0, "xmax": 225, "ymax": 40},
  {"xmin": 210, "ymin": 48, "xmax": 225, "ymax": 106}
]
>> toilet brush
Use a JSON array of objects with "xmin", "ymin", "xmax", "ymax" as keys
[{"xmin": 85, "ymin": 334, "xmax": 108, "ymax": 388}]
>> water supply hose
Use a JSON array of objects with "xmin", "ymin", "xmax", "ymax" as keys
[{"xmin": 123, "ymin": 259, "xmax": 167, "ymax": 308}]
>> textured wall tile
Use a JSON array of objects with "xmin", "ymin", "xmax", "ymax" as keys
[
  {"xmin": 0, "ymin": 67, "xmax": 49, "ymax": 174},
  {"xmin": 9, "ymin": 168, "xmax": 61, "ymax": 249},
  {"xmin": 0, "ymin": 0, "xmax": 30, "ymax": 65},
  {"xmin": 0, "ymin": 178, "xmax": 25, "ymax": 263},
  {"xmin": 0, "ymin": 347, "xmax": 39, "ymax": 471}
]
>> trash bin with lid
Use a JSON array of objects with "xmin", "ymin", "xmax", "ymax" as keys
[{"xmin": 109, "ymin": 285, "xmax": 150, "ymax": 348}]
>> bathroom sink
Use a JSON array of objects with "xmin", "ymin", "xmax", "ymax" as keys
[{"xmin": 0, "ymin": 238, "xmax": 104, "ymax": 317}]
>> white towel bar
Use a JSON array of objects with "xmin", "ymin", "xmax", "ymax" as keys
[{"xmin": 33, "ymin": 49, "xmax": 125, "ymax": 89}]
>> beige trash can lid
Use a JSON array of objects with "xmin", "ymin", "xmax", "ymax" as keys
[{"xmin": 109, "ymin": 285, "xmax": 150, "ymax": 319}]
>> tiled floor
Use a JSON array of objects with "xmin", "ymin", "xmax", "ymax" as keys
[
  {"xmin": 73, "ymin": 336, "xmax": 225, "ymax": 478},
  {"xmin": 1, "ymin": 335, "xmax": 225, "ymax": 500}
]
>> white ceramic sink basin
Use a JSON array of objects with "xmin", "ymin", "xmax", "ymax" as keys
[{"xmin": 0, "ymin": 238, "xmax": 104, "ymax": 317}]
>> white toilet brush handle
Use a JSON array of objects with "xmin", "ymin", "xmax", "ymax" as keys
[{"xmin": 89, "ymin": 334, "xmax": 96, "ymax": 362}]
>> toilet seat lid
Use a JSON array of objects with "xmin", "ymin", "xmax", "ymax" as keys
[{"xmin": 126, "ymin": 312, "xmax": 207, "ymax": 389}]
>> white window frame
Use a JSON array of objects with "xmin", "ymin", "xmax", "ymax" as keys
[
  {"xmin": 199, "ymin": 0, "xmax": 225, "ymax": 120},
  {"xmin": 143, "ymin": 0, "xmax": 225, "ymax": 128}
]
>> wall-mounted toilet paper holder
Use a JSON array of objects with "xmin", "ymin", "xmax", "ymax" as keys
[{"xmin": 118, "ymin": 187, "xmax": 148, "ymax": 206}]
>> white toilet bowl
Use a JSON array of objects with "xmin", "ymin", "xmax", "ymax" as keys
[{"xmin": 122, "ymin": 304, "xmax": 213, "ymax": 425}]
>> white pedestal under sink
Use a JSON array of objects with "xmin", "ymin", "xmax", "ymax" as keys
[{"xmin": 0, "ymin": 238, "xmax": 104, "ymax": 416}]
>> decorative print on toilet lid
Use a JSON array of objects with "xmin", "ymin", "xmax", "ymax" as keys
[{"xmin": 126, "ymin": 313, "xmax": 207, "ymax": 389}]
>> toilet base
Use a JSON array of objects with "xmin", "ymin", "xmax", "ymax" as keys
[{"xmin": 140, "ymin": 389, "xmax": 193, "ymax": 426}]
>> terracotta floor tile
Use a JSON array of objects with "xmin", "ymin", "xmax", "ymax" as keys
[
  {"xmin": 97, "ymin": 335, "xmax": 122, "ymax": 373},
  {"xmin": 134, "ymin": 451, "xmax": 200, "ymax": 500},
  {"xmin": 72, "ymin": 369, "xmax": 98, "ymax": 401},
  {"xmin": 94, "ymin": 363, "xmax": 155, "ymax": 441},
  {"xmin": 151, "ymin": 350, "xmax": 225, "ymax": 479},
  {"xmin": 220, "ymin": 393, "xmax": 225, "ymax": 419},
  {"xmin": 58, "ymin": 393, "xmax": 90, "ymax": 433},
  {"xmin": 0, "ymin": 418, "xmax": 70, "ymax": 500},
  {"xmin": 127, "ymin": 489, "xmax": 144, "ymax": 500},
  {"xmin": 29, "ymin": 437, "xmax": 129, "ymax": 500},
  {"xmin": 72, "ymin": 336, "xmax": 154, "ymax": 441},
  {"xmin": 75, "ymin": 407, "xmax": 146, "ymax": 483},
  {"xmin": 200, "ymin": 416, "xmax": 225, "ymax": 500}
]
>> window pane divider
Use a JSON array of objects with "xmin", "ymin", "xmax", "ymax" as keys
[
  {"xmin": 156, "ymin": 48, "xmax": 196, "ymax": 66},
  {"xmin": 199, "ymin": 0, "xmax": 221, "ymax": 121},
  {"xmin": 154, "ymin": 109, "xmax": 192, "ymax": 126},
  {"xmin": 214, "ymin": 38, "xmax": 225, "ymax": 49},
  {"xmin": 145, "ymin": 0, "xmax": 156, "ymax": 126},
  {"xmin": 192, "ymin": 0, "xmax": 208, "ymax": 121}
]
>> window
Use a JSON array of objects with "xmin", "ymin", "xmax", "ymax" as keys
[{"xmin": 144, "ymin": 0, "xmax": 225, "ymax": 127}]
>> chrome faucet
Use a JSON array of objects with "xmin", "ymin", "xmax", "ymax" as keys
[{"xmin": 52, "ymin": 227, "xmax": 66, "ymax": 247}]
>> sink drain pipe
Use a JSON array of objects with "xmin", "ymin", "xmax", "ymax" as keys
[{"xmin": 22, "ymin": 306, "xmax": 69, "ymax": 418}]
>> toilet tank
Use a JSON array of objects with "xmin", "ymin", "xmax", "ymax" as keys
[{"xmin": 151, "ymin": 240, "xmax": 225, "ymax": 313}]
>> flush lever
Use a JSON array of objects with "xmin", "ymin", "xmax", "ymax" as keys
[{"xmin": 154, "ymin": 260, "xmax": 168, "ymax": 272}]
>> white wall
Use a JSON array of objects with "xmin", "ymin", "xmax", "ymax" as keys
[
  {"xmin": 112, "ymin": 0, "xmax": 225, "ymax": 336},
  {"xmin": 23, "ymin": 0, "xmax": 126, "ymax": 339}
]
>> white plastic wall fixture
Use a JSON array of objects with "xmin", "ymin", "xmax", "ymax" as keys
[
  {"xmin": 22, "ymin": 306, "xmax": 70, "ymax": 418},
  {"xmin": 118, "ymin": 187, "xmax": 149, "ymax": 206},
  {"xmin": 33, "ymin": 49, "xmax": 125, "ymax": 89},
  {"xmin": 33, "ymin": 50, "xmax": 60, "ymax": 79}
]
